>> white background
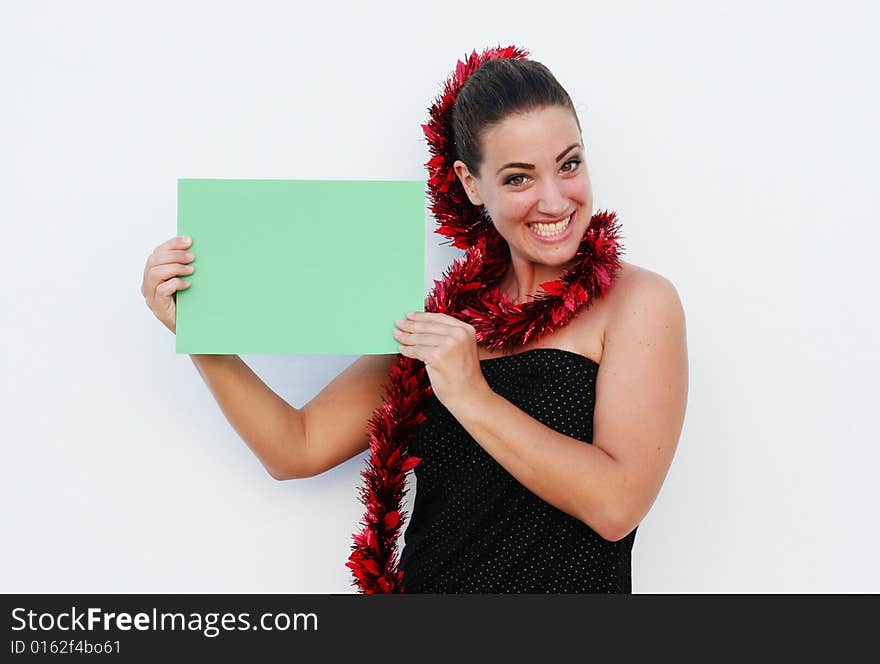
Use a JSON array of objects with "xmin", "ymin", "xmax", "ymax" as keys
[{"xmin": 3, "ymin": 0, "xmax": 877, "ymax": 592}]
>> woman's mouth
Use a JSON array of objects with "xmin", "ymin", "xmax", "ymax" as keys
[{"xmin": 526, "ymin": 211, "xmax": 575, "ymax": 243}]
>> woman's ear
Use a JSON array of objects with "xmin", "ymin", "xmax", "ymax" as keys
[{"xmin": 452, "ymin": 160, "xmax": 484, "ymax": 207}]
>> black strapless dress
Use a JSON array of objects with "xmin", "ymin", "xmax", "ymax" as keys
[{"xmin": 398, "ymin": 347, "xmax": 637, "ymax": 593}]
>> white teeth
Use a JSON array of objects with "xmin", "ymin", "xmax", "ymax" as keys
[{"xmin": 528, "ymin": 213, "xmax": 572, "ymax": 237}]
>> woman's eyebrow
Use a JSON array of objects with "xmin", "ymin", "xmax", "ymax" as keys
[{"xmin": 495, "ymin": 143, "xmax": 582, "ymax": 175}]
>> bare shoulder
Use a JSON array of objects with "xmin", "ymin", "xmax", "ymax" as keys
[
  {"xmin": 556, "ymin": 260, "xmax": 683, "ymax": 364},
  {"xmin": 604, "ymin": 261, "xmax": 685, "ymax": 339},
  {"xmin": 609, "ymin": 260, "xmax": 679, "ymax": 298}
]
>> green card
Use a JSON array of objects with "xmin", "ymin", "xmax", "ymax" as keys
[{"xmin": 176, "ymin": 179, "xmax": 426, "ymax": 355}]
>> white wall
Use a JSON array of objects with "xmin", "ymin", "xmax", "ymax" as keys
[{"xmin": 3, "ymin": 0, "xmax": 877, "ymax": 592}]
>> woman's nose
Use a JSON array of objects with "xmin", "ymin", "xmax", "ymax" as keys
[{"xmin": 535, "ymin": 180, "xmax": 569, "ymax": 217}]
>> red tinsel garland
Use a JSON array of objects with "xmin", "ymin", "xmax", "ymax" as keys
[{"xmin": 345, "ymin": 45, "xmax": 625, "ymax": 593}]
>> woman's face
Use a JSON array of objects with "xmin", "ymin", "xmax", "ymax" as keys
[{"xmin": 453, "ymin": 105, "xmax": 592, "ymax": 268}]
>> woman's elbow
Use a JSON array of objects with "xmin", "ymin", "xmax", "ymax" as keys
[
  {"xmin": 584, "ymin": 503, "xmax": 639, "ymax": 542},
  {"xmin": 266, "ymin": 459, "xmax": 316, "ymax": 481},
  {"xmin": 598, "ymin": 520, "xmax": 638, "ymax": 543}
]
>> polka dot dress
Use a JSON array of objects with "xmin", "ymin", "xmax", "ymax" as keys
[{"xmin": 398, "ymin": 347, "xmax": 637, "ymax": 593}]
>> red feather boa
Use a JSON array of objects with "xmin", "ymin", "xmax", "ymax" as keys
[{"xmin": 345, "ymin": 45, "xmax": 625, "ymax": 593}]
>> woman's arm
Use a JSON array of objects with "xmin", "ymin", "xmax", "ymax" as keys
[
  {"xmin": 444, "ymin": 270, "xmax": 689, "ymax": 541},
  {"xmin": 190, "ymin": 353, "xmax": 397, "ymax": 480}
]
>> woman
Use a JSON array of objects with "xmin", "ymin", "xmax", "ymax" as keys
[{"xmin": 141, "ymin": 47, "xmax": 688, "ymax": 593}]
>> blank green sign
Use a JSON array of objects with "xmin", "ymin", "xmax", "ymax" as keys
[{"xmin": 176, "ymin": 179, "xmax": 425, "ymax": 355}]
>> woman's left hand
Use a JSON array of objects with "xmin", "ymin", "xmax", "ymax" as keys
[{"xmin": 393, "ymin": 311, "xmax": 490, "ymax": 410}]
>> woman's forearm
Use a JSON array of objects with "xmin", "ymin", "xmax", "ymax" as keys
[{"xmin": 189, "ymin": 354, "xmax": 305, "ymax": 479}]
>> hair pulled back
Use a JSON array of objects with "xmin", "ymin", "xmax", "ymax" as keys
[{"xmin": 451, "ymin": 58, "xmax": 581, "ymax": 179}]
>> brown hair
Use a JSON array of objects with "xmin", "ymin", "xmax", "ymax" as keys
[{"xmin": 451, "ymin": 58, "xmax": 581, "ymax": 178}]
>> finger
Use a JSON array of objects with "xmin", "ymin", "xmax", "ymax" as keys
[
  {"xmin": 396, "ymin": 343, "xmax": 427, "ymax": 365},
  {"xmin": 151, "ymin": 248, "xmax": 195, "ymax": 267},
  {"xmin": 144, "ymin": 236, "xmax": 192, "ymax": 277},
  {"xmin": 143, "ymin": 250, "xmax": 195, "ymax": 299},
  {"xmin": 154, "ymin": 262, "xmax": 195, "ymax": 285},
  {"xmin": 395, "ymin": 317, "xmax": 453, "ymax": 336},
  {"xmin": 393, "ymin": 329, "xmax": 447, "ymax": 348},
  {"xmin": 406, "ymin": 311, "xmax": 472, "ymax": 330},
  {"xmin": 159, "ymin": 235, "xmax": 193, "ymax": 252},
  {"xmin": 398, "ymin": 312, "xmax": 473, "ymax": 334},
  {"xmin": 156, "ymin": 276, "xmax": 191, "ymax": 299}
]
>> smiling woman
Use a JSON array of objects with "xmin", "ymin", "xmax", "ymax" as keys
[
  {"xmin": 452, "ymin": 89, "xmax": 597, "ymax": 303},
  {"xmin": 347, "ymin": 46, "xmax": 689, "ymax": 593}
]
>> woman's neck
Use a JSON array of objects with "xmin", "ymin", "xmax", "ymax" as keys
[{"xmin": 498, "ymin": 255, "xmax": 578, "ymax": 305}]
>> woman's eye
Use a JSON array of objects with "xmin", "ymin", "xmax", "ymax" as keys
[{"xmin": 504, "ymin": 159, "xmax": 581, "ymax": 187}]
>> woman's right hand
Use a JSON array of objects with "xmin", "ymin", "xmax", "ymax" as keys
[{"xmin": 141, "ymin": 235, "xmax": 196, "ymax": 334}]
